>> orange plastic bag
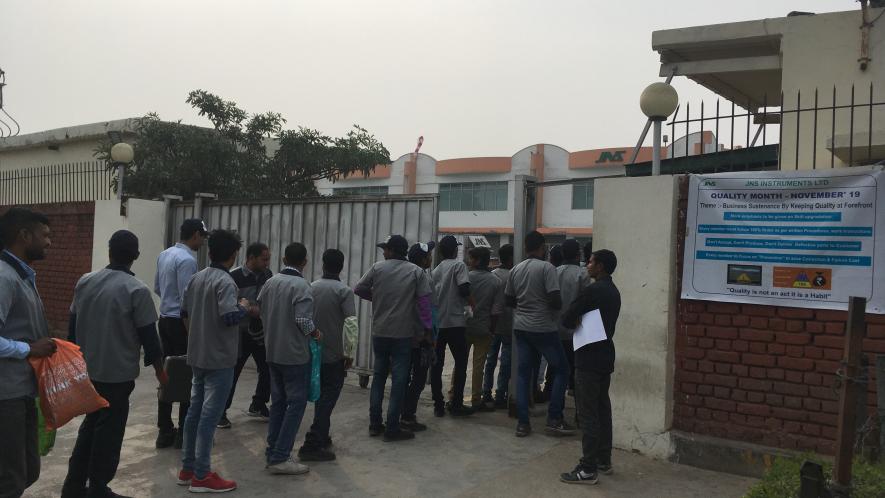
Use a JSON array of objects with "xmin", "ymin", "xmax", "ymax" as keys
[{"xmin": 28, "ymin": 339, "xmax": 109, "ymax": 430}]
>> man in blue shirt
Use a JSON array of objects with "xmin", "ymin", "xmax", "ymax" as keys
[
  {"xmin": 154, "ymin": 219, "xmax": 207, "ymax": 449},
  {"xmin": 0, "ymin": 207, "xmax": 57, "ymax": 498}
]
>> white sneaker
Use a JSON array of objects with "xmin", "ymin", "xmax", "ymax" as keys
[{"xmin": 267, "ymin": 459, "xmax": 310, "ymax": 475}]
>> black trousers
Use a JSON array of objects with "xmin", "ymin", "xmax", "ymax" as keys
[
  {"xmin": 402, "ymin": 344, "xmax": 432, "ymax": 420},
  {"xmin": 157, "ymin": 317, "xmax": 189, "ymax": 432},
  {"xmin": 226, "ymin": 330, "xmax": 271, "ymax": 411},
  {"xmin": 0, "ymin": 397, "xmax": 39, "ymax": 498},
  {"xmin": 575, "ymin": 369, "xmax": 612, "ymax": 473},
  {"xmin": 61, "ymin": 381, "xmax": 135, "ymax": 498},
  {"xmin": 431, "ymin": 327, "xmax": 468, "ymax": 409},
  {"xmin": 302, "ymin": 360, "xmax": 346, "ymax": 449}
]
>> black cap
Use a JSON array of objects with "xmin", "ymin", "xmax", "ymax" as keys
[
  {"xmin": 181, "ymin": 218, "xmax": 209, "ymax": 237},
  {"xmin": 109, "ymin": 230, "xmax": 139, "ymax": 257},
  {"xmin": 439, "ymin": 235, "xmax": 462, "ymax": 252},
  {"xmin": 408, "ymin": 241, "xmax": 436, "ymax": 263},
  {"xmin": 377, "ymin": 235, "xmax": 409, "ymax": 254}
]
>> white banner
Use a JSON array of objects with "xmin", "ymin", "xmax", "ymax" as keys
[{"xmin": 682, "ymin": 167, "xmax": 885, "ymax": 313}]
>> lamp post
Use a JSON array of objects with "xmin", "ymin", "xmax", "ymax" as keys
[
  {"xmin": 110, "ymin": 142, "xmax": 135, "ymax": 200},
  {"xmin": 640, "ymin": 82, "xmax": 679, "ymax": 176}
]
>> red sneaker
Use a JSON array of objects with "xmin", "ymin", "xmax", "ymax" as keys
[
  {"xmin": 177, "ymin": 469, "xmax": 194, "ymax": 486},
  {"xmin": 188, "ymin": 472, "xmax": 237, "ymax": 493}
]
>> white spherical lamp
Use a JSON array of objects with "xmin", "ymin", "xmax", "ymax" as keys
[
  {"xmin": 110, "ymin": 142, "xmax": 135, "ymax": 164},
  {"xmin": 640, "ymin": 82, "xmax": 679, "ymax": 120}
]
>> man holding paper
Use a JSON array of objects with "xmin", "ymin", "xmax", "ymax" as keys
[{"xmin": 559, "ymin": 249, "xmax": 621, "ymax": 486}]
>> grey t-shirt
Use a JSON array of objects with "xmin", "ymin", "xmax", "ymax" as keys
[
  {"xmin": 505, "ymin": 258, "xmax": 560, "ymax": 333},
  {"xmin": 311, "ymin": 277, "xmax": 356, "ymax": 364},
  {"xmin": 259, "ymin": 272, "xmax": 315, "ymax": 365},
  {"xmin": 182, "ymin": 266, "xmax": 241, "ymax": 370},
  {"xmin": 466, "ymin": 269, "xmax": 504, "ymax": 337},
  {"xmin": 556, "ymin": 263, "xmax": 590, "ymax": 340},
  {"xmin": 72, "ymin": 268, "xmax": 159, "ymax": 383},
  {"xmin": 432, "ymin": 258, "xmax": 470, "ymax": 329},
  {"xmin": 355, "ymin": 258, "xmax": 432, "ymax": 339},
  {"xmin": 0, "ymin": 255, "xmax": 49, "ymax": 400},
  {"xmin": 491, "ymin": 267, "xmax": 514, "ymax": 340}
]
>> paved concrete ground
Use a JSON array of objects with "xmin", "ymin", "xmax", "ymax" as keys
[{"xmin": 28, "ymin": 363, "xmax": 756, "ymax": 497}]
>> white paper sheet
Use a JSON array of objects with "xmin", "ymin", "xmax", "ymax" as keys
[{"xmin": 573, "ymin": 309, "xmax": 607, "ymax": 351}]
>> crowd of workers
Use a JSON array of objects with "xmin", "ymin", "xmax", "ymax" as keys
[{"xmin": 0, "ymin": 207, "xmax": 620, "ymax": 497}]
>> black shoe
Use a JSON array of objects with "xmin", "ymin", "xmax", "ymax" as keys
[
  {"xmin": 447, "ymin": 403, "xmax": 475, "ymax": 417},
  {"xmin": 217, "ymin": 413, "xmax": 232, "ymax": 429},
  {"xmin": 298, "ymin": 446, "xmax": 336, "ymax": 462},
  {"xmin": 493, "ymin": 397, "xmax": 508, "ymax": 409},
  {"xmin": 173, "ymin": 428, "xmax": 184, "ymax": 450},
  {"xmin": 515, "ymin": 423, "xmax": 531, "ymax": 437},
  {"xmin": 156, "ymin": 430, "xmax": 175, "ymax": 449},
  {"xmin": 481, "ymin": 393, "xmax": 494, "ymax": 404},
  {"xmin": 597, "ymin": 463, "xmax": 613, "ymax": 475},
  {"xmin": 248, "ymin": 402, "xmax": 270, "ymax": 419},
  {"xmin": 472, "ymin": 401, "xmax": 495, "ymax": 412},
  {"xmin": 545, "ymin": 420, "xmax": 577, "ymax": 437},
  {"xmin": 382, "ymin": 429, "xmax": 415, "ymax": 442},
  {"xmin": 433, "ymin": 405, "xmax": 445, "ymax": 417},
  {"xmin": 369, "ymin": 424, "xmax": 386, "ymax": 437},
  {"xmin": 560, "ymin": 466, "xmax": 598, "ymax": 485},
  {"xmin": 400, "ymin": 419, "xmax": 428, "ymax": 432}
]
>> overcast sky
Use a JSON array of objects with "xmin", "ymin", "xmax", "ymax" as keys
[{"xmin": 1, "ymin": 0, "xmax": 853, "ymax": 159}]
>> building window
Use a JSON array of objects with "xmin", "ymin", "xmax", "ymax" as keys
[
  {"xmin": 333, "ymin": 185, "xmax": 389, "ymax": 196},
  {"xmin": 572, "ymin": 181, "xmax": 594, "ymax": 210},
  {"xmin": 439, "ymin": 182, "xmax": 508, "ymax": 211}
]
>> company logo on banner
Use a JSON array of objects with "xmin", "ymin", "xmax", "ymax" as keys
[{"xmin": 681, "ymin": 167, "xmax": 885, "ymax": 313}]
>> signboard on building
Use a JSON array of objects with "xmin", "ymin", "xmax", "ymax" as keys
[{"xmin": 682, "ymin": 167, "xmax": 885, "ymax": 313}]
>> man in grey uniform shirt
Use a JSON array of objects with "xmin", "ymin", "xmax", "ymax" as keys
[
  {"xmin": 483, "ymin": 243, "xmax": 514, "ymax": 409},
  {"xmin": 297, "ymin": 248, "xmax": 357, "ymax": 462},
  {"xmin": 0, "ymin": 207, "xmax": 57, "ymax": 498},
  {"xmin": 260, "ymin": 242, "xmax": 321, "ymax": 476},
  {"xmin": 505, "ymin": 231, "xmax": 574, "ymax": 438},
  {"xmin": 154, "ymin": 218, "xmax": 206, "ymax": 449},
  {"xmin": 62, "ymin": 230, "xmax": 167, "ymax": 498},
  {"xmin": 355, "ymin": 235, "xmax": 433, "ymax": 442},
  {"xmin": 429, "ymin": 235, "xmax": 473, "ymax": 417},
  {"xmin": 553, "ymin": 239, "xmax": 589, "ymax": 393},
  {"xmin": 176, "ymin": 230, "xmax": 246, "ymax": 493},
  {"xmin": 463, "ymin": 246, "xmax": 503, "ymax": 411}
]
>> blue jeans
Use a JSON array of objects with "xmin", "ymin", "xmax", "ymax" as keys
[
  {"xmin": 370, "ymin": 336, "xmax": 412, "ymax": 432},
  {"xmin": 266, "ymin": 362, "xmax": 310, "ymax": 465},
  {"xmin": 483, "ymin": 335, "xmax": 512, "ymax": 399},
  {"xmin": 514, "ymin": 330, "xmax": 569, "ymax": 425},
  {"xmin": 181, "ymin": 367, "xmax": 234, "ymax": 479}
]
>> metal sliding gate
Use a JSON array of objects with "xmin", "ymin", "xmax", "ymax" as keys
[{"xmin": 166, "ymin": 194, "xmax": 439, "ymax": 385}]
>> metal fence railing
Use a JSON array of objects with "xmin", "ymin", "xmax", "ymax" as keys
[
  {"xmin": 0, "ymin": 161, "xmax": 114, "ymax": 205},
  {"xmin": 666, "ymin": 83, "xmax": 885, "ymax": 170}
]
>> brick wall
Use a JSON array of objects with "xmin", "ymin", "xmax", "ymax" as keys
[
  {"xmin": 673, "ymin": 178, "xmax": 883, "ymax": 454},
  {"xmin": 1, "ymin": 202, "xmax": 95, "ymax": 333}
]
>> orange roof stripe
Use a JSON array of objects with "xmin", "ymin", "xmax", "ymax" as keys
[{"xmin": 435, "ymin": 157, "xmax": 511, "ymax": 175}]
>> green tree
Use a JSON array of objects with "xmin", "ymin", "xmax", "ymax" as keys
[{"xmin": 96, "ymin": 90, "xmax": 390, "ymax": 200}]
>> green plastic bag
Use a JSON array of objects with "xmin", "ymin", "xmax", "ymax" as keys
[
  {"xmin": 308, "ymin": 339, "xmax": 322, "ymax": 402},
  {"xmin": 35, "ymin": 398, "xmax": 56, "ymax": 456}
]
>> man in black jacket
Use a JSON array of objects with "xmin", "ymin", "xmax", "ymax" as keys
[{"xmin": 559, "ymin": 249, "xmax": 620, "ymax": 486}]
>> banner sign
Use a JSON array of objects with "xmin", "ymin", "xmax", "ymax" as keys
[{"xmin": 682, "ymin": 167, "xmax": 885, "ymax": 313}]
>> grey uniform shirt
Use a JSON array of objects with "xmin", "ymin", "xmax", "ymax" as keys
[
  {"xmin": 491, "ymin": 267, "xmax": 514, "ymax": 341},
  {"xmin": 71, "ymin": 268, "xmax": 159, "ymax": 383},
  {"xmin": 505, "ymin": 258, "xmax": 560, "ymax": 333},
  {"xmin": 556, "ymin": 263, "xmax": 590, "ymax": 340},
  {"xmin": 182, "ymin": 266, "xmax": 241, "ymax": 370},
  {"xmin": 355, "ymin": 258, "xmax": 432, "ymax": 339},
  {"xmin": 466, "ymin": 269, "xmax": 504, "ymax": 337},
  {"xmin": 0, "ymin": 253, "xmax": 49, "ymax": 400},
  {"xmin": 432, "ymin": 258, "xmax": 470, "ymax": 329},
  {"xmin": 311, "ymin": 277, "xmax": 356, "ymax": 364},
  {"xmin": 260, "ymin": 271, "xmax": 315, "ymax": 365}
]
